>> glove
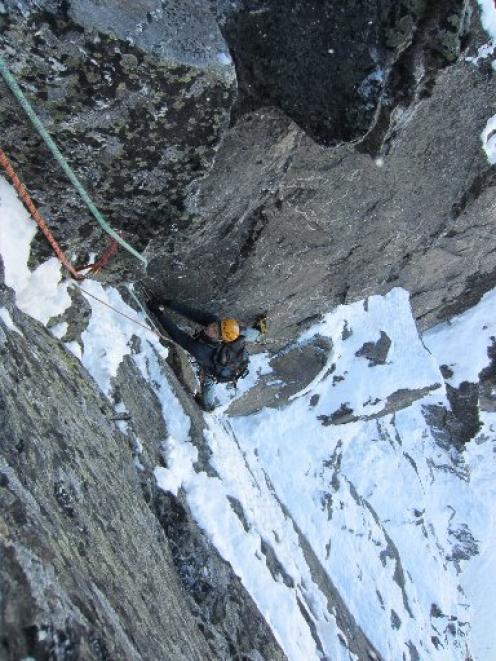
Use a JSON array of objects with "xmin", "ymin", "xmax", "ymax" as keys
[
  {"xmin": 252, "ymin": 313, "xmax": 267, "ymax": 334},
  {"xmin": 147, "ymin": 299, "xmax": 164, "ymax": 313}
]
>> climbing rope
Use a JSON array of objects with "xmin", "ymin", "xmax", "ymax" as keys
[
  {"xmin": 1, "ymin": 143, "xmax": 166, "ymax": 341},
  {"xmin": 76, "ymin": 234, "xmax": 120, "ymax": 275},
  {"xmin": 126, "ymin": 284, "xmax": 165, "ymax": 338},
  {"xmin": 0, "ymin": 54, "xmax": 147, "ymax": 265},
  {"xmin": 77, "ymin": 284, "xmax": 170, "ymax": 343},
  {"xmin": 0, "ymin": 147, "xmax": 84, "ymax": 280},
  {"xmin": 0, "ymin": 59, "xmax": 286, "ymax": 351}
]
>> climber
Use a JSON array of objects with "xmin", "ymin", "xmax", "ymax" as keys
[{"xmin": 145, "ymin": 297, "xmax": 266, "ymax": 412}]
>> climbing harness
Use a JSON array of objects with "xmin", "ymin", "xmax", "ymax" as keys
[
  {"xmin": 0, "ymin": 148, "xmax": 84, "ymax": 280},
  {"xmin": 0, "ymin": 54, "xmax": 146, "ymax": 265}
]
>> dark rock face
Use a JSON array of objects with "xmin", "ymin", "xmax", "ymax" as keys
[
  {"xmin": 0, "ymin": 279, "xmax": 285, "ymax": 660},
  {"xmin": 446, "ymin": 381, "xmax": 481, "ymax": 444},
  {"xmin": 422, "ymin": 338, "xmax": 496, "ymax": 449},
  {"xmin": 217, "ymin": 0, "xmax": 388, "ymax": 145},
  {"xmin": 422, "ymin": 337, "xmax": 496, "ymax": 449},
  {"xmin": 479, "ymin": 338, "xmax": 496, "ymax": 412},
  {"xmin": 1, "ymin": 0, "xmax": 495, "ymax": 657},
  {"xmin": 226, "ymin": 337, "xmax": 331, "ymax": 416},
  {"xmin": 355, "ymin": 331, "xmax": 392, "ymax": 366},
  {"xmin": 359, "ymin": 0, "xmax": 471, "ymax": 156},
  {"xmin": 68, "ymin": 0, "xmax": 227, "ymax": 69},
  {"xmin": 423, "ymin": 403, "xmax": 476, "ymax": 458},
  {"xmin": 216, "ymin": 0, "xmax": 469, "ymax": 147},
  {"xmin": 1, "ymin": 0, "xmax": 490, "ymax": 345},
  {"xmin": 162, "ymin": 35, "xmax": 496, "ymax": 343},
  {"xmin": 0, "ymin": 292, "xmax": 210, "ymax": 659},
  {"xmin": 0, "ymin": 1, "xmax": 235, "ymax": 280}
]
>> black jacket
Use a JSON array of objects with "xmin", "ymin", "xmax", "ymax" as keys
[{"xmin": 151, "ymin": 301, "xmax": 220, "ymax": 370}]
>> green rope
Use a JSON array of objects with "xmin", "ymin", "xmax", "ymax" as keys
[
  {"xmin": 126, "ymin": 284, "xmax": 166, "ymax": 339},
  {"xmin": 0, "ymin": 55, "xmax": 147, "ymax": 266}
]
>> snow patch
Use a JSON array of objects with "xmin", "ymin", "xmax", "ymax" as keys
[
  {"xmin": 481, "ymin": 114, "xmax": 496, "ymax": 165},
  {"xmin": 154, "ymin": 437, "xmax": 198, "ymax": 495},
  {"xmin": 216, "ymin": 51, "xmax": 232, "ymax": 65},
  {"xmin": 297, "ymin": 288, "xmax": 442, "ymax": 418},
  {"xmin": 79, "ymin": 282, "xmax": 136, "ymax": 396},
  {"xmin": 465, "ymin": 41, "xmax": 496, "ymax": 65},
  {"xmin": 424, "ymin": 287, "xmax": 496, "ymax": 386},
  {"xmin": 65, "ymin": 340, "xmax": 82, "ymax": 360},
  {"xmin": 211, "ymin": 351, "xmax": 273, "ymax": 409},
  {"xmin": 0, "ymin": 175, "xmax": 37, "ymax": 292},
  {"xmin": 132, "ymin": 343, "xmax": 190, "ymax": 444},
  {"xmin": 462, "ymin": 412, "xmax": 496, "ymax": 661},
  {"xmin": 0, "ymin": 307, "xmax": 21, "ymax": 334},
  {"xmin": 0, "ymin": 176, "xmax": 71, "ymax": 323},
  {"xmin": 477, "ymin": 0, "xmax": 496, "ymax": 42},
  {"xmin": 113, "ymin": 401, "xmax": 130, "ymax": 435},
  {"xmin": 2, "ymin": 140, "xmax": 495, "ymax": 660},
  {"xmin": 227, "ymin": 289, "xmax": 475, "ymax": 659},
  {"xmin": 50, "ymin": 321, "xmax": 68, "ymax": 340}
]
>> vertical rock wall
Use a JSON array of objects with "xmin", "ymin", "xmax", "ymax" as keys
[
  {"xmin": 0, "ymin": 266, "xmax": 285, "ymax": 659},
  {"xmin": 149, "ymin": 1, "xmax": 496, "ymax": 344},
  {"xmin": 215, "ymin": 0, "xmax": 469, "ymax": 147},
  {"xmin": 0, "ymin": 0, "xmax": 236, "ymax": 280}
]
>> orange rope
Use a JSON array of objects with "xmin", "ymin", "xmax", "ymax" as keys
[
  {"xmin": 77, "ymin": 234, "xmax": 120, "ymax": 275},
  {"xmin": 0, "ymin": 148, "xmax": 166, "ymax": 342},
  {"xmin": 0, "ymin": 147, "xmax": 83, "ymax": 280}
]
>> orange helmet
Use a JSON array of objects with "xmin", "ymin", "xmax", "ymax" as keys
[{"xmin": 219, "ymin": 318, "xmax": 240, "ymax": 342}]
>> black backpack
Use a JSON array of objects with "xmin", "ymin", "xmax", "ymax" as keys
[{"xmin": 210, "ymin": 336, "xmax": 250, "ymax": 383}]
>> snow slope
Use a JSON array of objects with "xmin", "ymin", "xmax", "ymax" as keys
[
  {"xmin": 225, "ymin": 292, "xmax": 477, "ymax": 660},
  {"xmin": 1, "ymin": 160, "xmax": 495, "ymax": 660}
]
